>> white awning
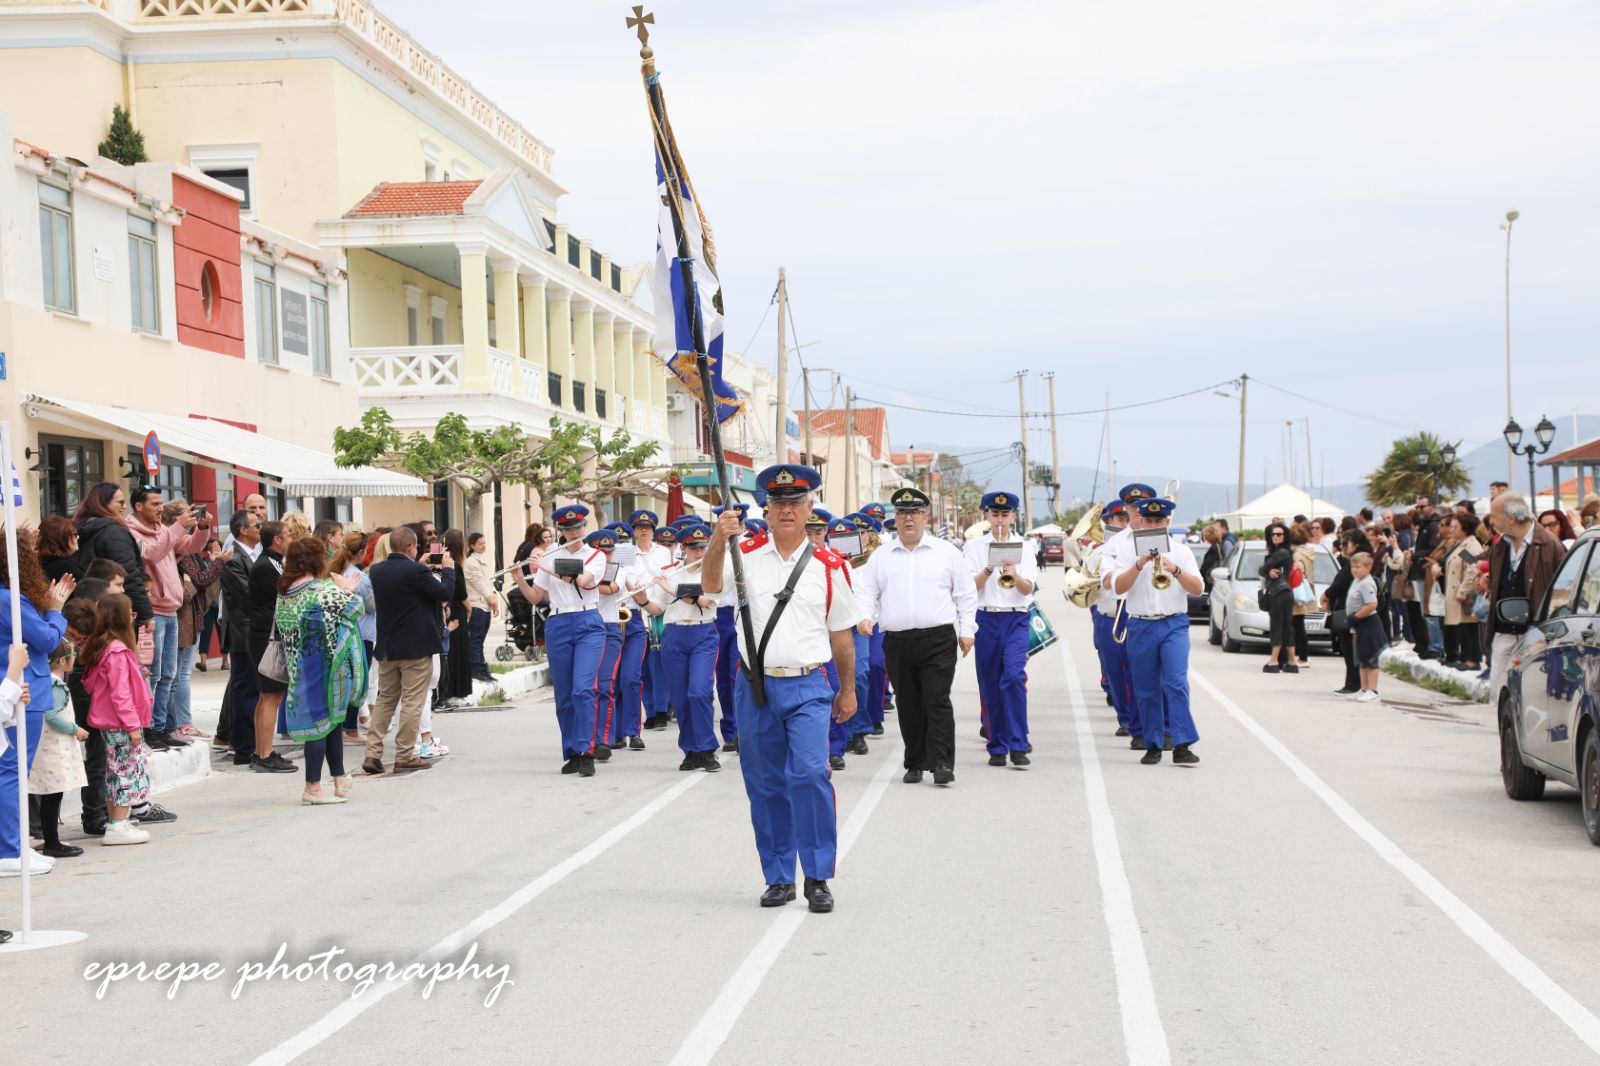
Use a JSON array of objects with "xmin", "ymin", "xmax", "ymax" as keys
[{"xmin": 22, "ymin": 393, "xmax": 428, "ymax": 499}]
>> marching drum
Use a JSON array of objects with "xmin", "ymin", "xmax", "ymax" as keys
[{"xmin": 1025, "ymin": 603, "xmax": 1058, "ymax": 658}]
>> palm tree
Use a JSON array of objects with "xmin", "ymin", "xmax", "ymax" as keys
[{"xmin": 1365, "ymin": 432, "xmax": 1470, "ymax": 504}]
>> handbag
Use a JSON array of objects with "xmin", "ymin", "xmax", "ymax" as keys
[
  {"xmin": 1292, "ymin": 580, "xmax": 1317, "ymax": 607},
  {"xmin": 257, "ymin": 620, "xmax": 289, "ymax": 683},
  {"xmin": 1288, "ymin": 563, "xmax": 1304, "ymax": 588},
  {"xmin": 1327, "ymin": 610, "xmax": 1351, "ymax": 633}
]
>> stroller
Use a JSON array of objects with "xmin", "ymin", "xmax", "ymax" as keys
[{"xmin": 497, "ymin": 584, "xmax": 546, "ymax": 663}]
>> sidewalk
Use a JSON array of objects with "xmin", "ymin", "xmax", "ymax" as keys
[
  {"xmin": 57, "ymin": 631, "xmax": 547, "ymax": 820},
  {"xmin": 1377, "ymin": 644, "xmax": 1491, "ymax": 703}
]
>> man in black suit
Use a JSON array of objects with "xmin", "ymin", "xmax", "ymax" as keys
[
  {"xmin": 365, "ymin": 525, "xmax": 451, "ymax": 774},
  {"xmin": 220, "ymin": 510, "xmax": 269, "ymax": 768},
  {"xmin": 244, "ymin": 521, "xmax": 295, "ymax": 773}
]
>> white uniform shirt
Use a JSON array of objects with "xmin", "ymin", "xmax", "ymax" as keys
[
  {"xmin": 963, "ymin": 532, "xmax": 1040, "ymax": 608},
  {"xmin": 855, "ymin": 535, "xmax": 978, "ymax": 637},
  {"xmin": 650, "ymin": 560, "xmax": 715, "ymax": 625},
  {"xmin": 597, "ymin": 554, "xmax": 631, "ymax": 624},
  {"xmin": 534, "ymin": 540, "xmax": 607, "ymax": 612},
  {"xmin": 1103, "ymin": 527, "xmax": 1198, "ymax": 618},
  {"xmin": 639, "ymin": 541, "xmax": 674, "ymax": 576},
  {"xmin": 731, "ymin": 537, "xmax": 862, "ymax": 668}
]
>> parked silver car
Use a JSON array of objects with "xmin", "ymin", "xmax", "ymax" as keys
[
  {"xmin": 1497, "ymin": 527, "xmax": 1600, "ymax": 845},
  {"xmin": 1207, "ymin": 541, "xmax": 1340, "ymax": 653}
]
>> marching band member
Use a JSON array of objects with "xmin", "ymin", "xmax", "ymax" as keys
[
  {"xmin": 823, "ymin": 517, "xmax": 874, "ymax": 770},
  {"xmin": 1088, "ymin": 500, "xmax": 1142, "ymax": 742},
  {"xmin": 854, "ymin": 486, "xmax": 977, "ymax": 786},
  {"xmin": 512, "ymin": 504, "xmax": 607, "ymax": 777},
  {"xmin": 703, "ymin": 464, "xmax": 860, "ymax": 913},
  {"xmin": 845, "ymin": 512, "xmax": 891, "ymax": 737},
  {"xmin": 804, "ymin": 507, "xmax": 832, "ymax": 547},
  {"xmin": 634, "ymin": 513, "xmax": 674, "ymax": 732},
  {"xmin": 1104, "ymin": 496, "xmax": 1202, "ymax": 765},
  {"xmin": 647, "ymin": 523, "xmax": 722, "ymax": 771},
  {"xmin": 963, "ymin": 491, "xmax": 1039, "ymax": 767},
  {"xmin": 711, "ymin": 503, "xmax": 751, "ymax": 754},
  {"xmin": 587, "ymin": 528, "xmax": 625, "ymax": 761}
]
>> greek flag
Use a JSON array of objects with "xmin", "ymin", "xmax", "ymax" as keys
[
  {"xmin": 648, "ymin": 80, "xmax": 742, "ymax": 423},
  {"xmin": 8, "ymin": 462, "xmax": 20, "ymax": 509}
]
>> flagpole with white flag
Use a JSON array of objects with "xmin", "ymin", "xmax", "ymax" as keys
[
  {"xmin": 0, "ymin": 421, "xmax": 86, "ymax": 952},
  {"xmin": 629, "ymin": 8, "xmax": 766, "ymax": 704}
]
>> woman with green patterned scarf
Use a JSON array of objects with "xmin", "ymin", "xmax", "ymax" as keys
[{"xmin": 274, "ymin": 536, "xmax": 368, "ymax": 805}]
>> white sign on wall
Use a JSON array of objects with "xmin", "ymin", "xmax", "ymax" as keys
[{"xmin": 92, "ymin": 246, "xmax": 113, "ymax": 283}]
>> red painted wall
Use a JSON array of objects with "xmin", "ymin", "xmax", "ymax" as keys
[{"xmin": 171, "ymin": 176, "xmax": 245, "ymax": 358}]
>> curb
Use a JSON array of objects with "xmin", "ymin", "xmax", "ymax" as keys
[{"xmin": 1378, "ymin": 646, "xmax": 1491, "ymax": 703}]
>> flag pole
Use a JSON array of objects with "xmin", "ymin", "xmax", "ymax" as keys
[
  {"xmin": 1, "ymin": 421, "xmax": 32, "ymax": 942},
  {"xmin": 631, "ymin": 10, "xmax": 766, "ymax": 705}
]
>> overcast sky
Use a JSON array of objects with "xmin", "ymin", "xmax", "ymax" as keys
[{"xmin": 381, "ymin": 0, "xmax": 1599, "ymax": 493}]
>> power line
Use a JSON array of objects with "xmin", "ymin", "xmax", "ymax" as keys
[
  {"xmin": 1249, "ymin": 377, "xmax": 1418, "ymax": 433},
  {"xmin": 833, "ymin": 370, "xmax": 1016, "ymax": 415},
  {"xmin": 858, "ymin": 378, "xmax": 1240, "ymax": 421},
  {"xmin": 736, "ymin": 281, "xmax": 779, "ymax": 358}
]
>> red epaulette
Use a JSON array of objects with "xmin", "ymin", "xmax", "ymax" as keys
[
  {"xmin": 814, "ymin": 546, "xmax": 847, "ymax": 568},
  {"xmin": 740, "ymin": 533, "xmax": 770, "ymax": 554}
]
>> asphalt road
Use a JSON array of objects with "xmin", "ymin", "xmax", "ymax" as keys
[{"xmin": 5, "ymin": 590, "xmax": 1600, "ymax": 1066}]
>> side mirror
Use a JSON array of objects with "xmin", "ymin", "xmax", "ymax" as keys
[
  {"xmin": 1495, "ymin": 597, "xmax": 1531, "ymax": 628},
  {"xmin": 1211, "ymin": 567, "xmax": 1230, "ymax": 584}
]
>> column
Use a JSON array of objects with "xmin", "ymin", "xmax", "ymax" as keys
[
  {"xmin": 458, "ymin": 245, "xmax": 489, "ymax": 388},
  {"xmin": 547, "ymin": 288, "xmax": 572, "ymax": 411},
  {"xmin": 571, "ymin": 300, "xmax": 595, "ymax": 416},
  {"xmin": 633, "ymin": 329, "xmax": 654, "ymax": 427},
  {"xmin": 614, "ymin": 322, "xmax": 635, "ymax": 428},
  {"xmin": 647, "ymin": 331, "xmax": 667, "ymax": 409},
  {"xmin": 594, "ymin": 310, "xmax": 616, "ymax": 423},
  {"xmin": 491, "ymin": 255, "xmax": 521, "ymax": 360},
  {"xmin": 520, "ymin": 274, "xmax": 548, "ymax": 365}
]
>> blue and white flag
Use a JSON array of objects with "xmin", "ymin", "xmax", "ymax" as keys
[
  {"xmin": 648, "ymin": 84, "xmax": 742, "ymax": 423},
  {"xmin": 7, "ymin": 462, "xmax": 20, "ymax": 509}
]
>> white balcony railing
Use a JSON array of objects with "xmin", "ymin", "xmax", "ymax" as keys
[
  {"xmin": 352, "ymin": 345, "xmax": 461, "ymax": 389},
  {"xmin": 488, "ymin": 348, "xmax": 515, "ymax": 395},
  {"xmin": 518, "ymin": 362, "xmax": 545, "ymax": 405}
]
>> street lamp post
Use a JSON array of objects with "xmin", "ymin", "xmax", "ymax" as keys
[
  {"xmin": 1415, "ymin": 439, "xmax": 1459, "ymax": 502},
  {"xmin": 1504, "ymin": 416, "xmax": 1556, "ymax": 503},
  {"xmin": 1501, "ymin": 209, "xmax": 1520, "ymax": 485}
]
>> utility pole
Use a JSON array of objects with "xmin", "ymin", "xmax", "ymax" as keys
[
  {"xmin": 773, "ymin": 268, "xmax": 788, "ymax": 464},
  {"xmin": 844, "ymin": 385, "xmax": 856, "ymax": 513},
  {"xmin": 1015, "ymin": 371, "xmax": 1031, "ymax": 531},
  {"xmin": 1044, "ymin": 371, "xmax": 1060, "ymax": 520},
  {"xmin": 1236, "ymin": 373, "xmax": 1249, "ymax": 511}
]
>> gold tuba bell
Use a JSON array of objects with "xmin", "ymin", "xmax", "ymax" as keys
[
  {"xmin": 618, "ymin": 605, "xmax": 633, "ymax": 623},
  {"xmin": 1063, "ymin": 549, "xmax": 1103, "ymax": 608}
]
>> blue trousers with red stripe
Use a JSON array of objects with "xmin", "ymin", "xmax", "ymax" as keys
[
  {"xmin": 663, "ymin": 622, "xmax": 718, "ymax": 755},
  {"xmin": 737, "ymin": 669, "xmax": 837, "ymax": 884},
  {"xmin": 545, "ymin": 610, "xmax": 607, "ymax": 759},
  {"xmin": 715, "ymin": 605, "xmax": 739, "ymax": 743},
  {"xmin": 1092, "ymin": 604, "xmax": 1141, "ymax": 735},
  {"xmin": 828, "ymin": 629, "xmax": 874, "ymax": 756},
  {"xmin": 596, "ymin": 622, "xmax": 624, "ymax": 747},
  {"xmin": 867, "ymin": 627, "xmax": 887, "ymax": 727},
  {"xmin": 613, "ymin": 616, "xmax": 648, "ymax": 742},
  {"xmin": 975, "ymin": 610, "xmax": 1030, "ymax": 755}
]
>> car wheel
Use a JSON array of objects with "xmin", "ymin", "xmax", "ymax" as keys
[
  {"xmin": 1208, "ymin": 612, "xmax": 1222, "ymax": 646},
  {"xmin": 1500, "ymin": 710, "xmax": 1546, "ymax": 801},
  {"xmin": 1582, "ymin": 727, "xmax": 1600, "ymax": 847}
]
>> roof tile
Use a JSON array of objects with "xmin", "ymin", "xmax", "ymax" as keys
[{"xmin": 344, "ymin": 180, "xmax": 483, "ymax": 218}]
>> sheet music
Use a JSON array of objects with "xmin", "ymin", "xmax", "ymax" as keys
[
  {"xmin": 612, "ymin": 544, "xmax": 638, "ymax": 568},
  {"xmin": 988, "ymin": 541, "xmax": 1024, "ymax": 567},
  {"xmin": 1131, "ymin": 529, "xmax": 1171, "ymax": 559}
]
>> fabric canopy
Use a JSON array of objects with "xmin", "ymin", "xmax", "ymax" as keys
[
  {"xmin": 23, "ymin": 393, "xmax": 427, "ymax": 498},
  {"xmin": 1214, "ymin": 483, "xmax": 1345, "ymax": 531}
]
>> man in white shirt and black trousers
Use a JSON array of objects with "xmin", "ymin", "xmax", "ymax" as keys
[
  {"xmin": 705, "ymin": 464, "xmax": 860, "ymax": 913},
  {"xmin": 855, "ymin": 486, "xmax": 978, "ymax": 786},
  {"xmin": 1104, "ymin": 495, "xmax": 1203, "ymax": 765}
]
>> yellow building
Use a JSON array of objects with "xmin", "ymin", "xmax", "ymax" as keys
[{"xmin": 0, "ymin": 0, "xmax": 675, "ymax": 555}]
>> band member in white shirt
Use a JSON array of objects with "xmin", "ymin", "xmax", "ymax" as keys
[
  {"xmin": 646, "ymin": 522, "xmax": 722, "ymax": 772},
  {"xmin": 963, "ymin": 490, "xmax": 1039, "ymax": 766},
  {"xmin": 854, "ymin": 486, "xmax": 977, "ymax": 786},
  {"xmin": 601, "ymin": 523, "xmax": 652, "ymax": 752},
  {"xmin": 703, "ymin": 464, "xmax": 861, "ymax": 913},
  {"xmin": 1103, "ymin": 496, "xmax": 1203, "ymax": 765}
]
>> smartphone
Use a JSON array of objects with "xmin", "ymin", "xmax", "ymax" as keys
[
  {"xmin": 193, "ymin": 504, "xmax": 207, "ymax": 520},
  {"xmin": 427, "ymin": 542, "xmax": 445, "ymax": 565}
]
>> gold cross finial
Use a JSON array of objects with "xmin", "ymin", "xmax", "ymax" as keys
[{"xmin": 626, "ymin": 6, "xmax": 654, "ymax": 48}]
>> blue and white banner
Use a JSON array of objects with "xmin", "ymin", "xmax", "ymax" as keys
[
  {"xmin": 8, "ymin": 462, "xmax": 20, "ymax": 509},
  {"xmin": 649, "ymin": 92, "xmax": 742, "ymax": 423}
]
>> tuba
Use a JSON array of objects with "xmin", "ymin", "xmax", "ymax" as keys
[
  {"xmin": 852, "ymin": 530, "xmax": 881, "ymax": 569},
  {"xmin": 1063, "ymin": 548, "xmax": 1103, "ymax": 609}
]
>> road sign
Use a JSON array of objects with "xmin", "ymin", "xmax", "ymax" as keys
[{"xmin": 143, "ymin": 432, "xmax": 161, "ymax": 479}]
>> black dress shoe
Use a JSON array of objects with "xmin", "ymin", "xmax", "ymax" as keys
[
  {"xmin": 593, "ymin": 744, "xmax": 612, "ymax": 762},
  {"xmin": 903, "ymin": 768, "xmax": 923, "ymax": 784},
  {"xmin": 1333, "ymin": 687, "xmax": 1359, "ymax": 695},
  {"xmin": 1141, "ymin": 747, "xmax": 1162, "ymax": 765},
  {"xmin": 41, "ymin": 842, "xmax": 83, "ymax": 858},
  {"xmin": 870, "ymin": 724, "xmax": 884, "ymax": 737},
  {"xmin": 932, "ymin": 765, "xmax": 954, "ymax": 786},
  {"xmin": 828, "ymin": 754, "xmax": 846, "ymax": 771},
  {"xmin": 561, "ymin": 757, "xmax": 580, "ymax": 775},
  {"xmin": 849, "ymin": 735, "xmax": 869, "ymax": 756},
  {"xmin": 1115, "ymin": 726, "xmax": 1129, "ymax": 737},
  {"xmin": 1010, "ymin": 751, "xmax": 1031, "ymax": 767},
  {"xmin": 628, "ymin": 736, "xmax": 646, "ymax": 751},
  {"xmin": 80, "ymin": 822, "xmax": 105, "ymax": 838},
  {"xmin": 803, "ymin": 877, "xmax": 834, "ymax": 913},
  {"xmin": 722, "ymin": 739, "xmax": 739, "ymax": 753},
  {"xmin": 699, "ymin": 752, "xmax": 721, "ymax": 772},
  {"xmin": 679, "ymin": 755, "xmax": 699, "ymax": 771},
  {"xmin": 1172, "ymin": 744, "xmax": 1199, "ymax": 765},
  {"xmin": 1281, "ymin": 664, "xmax": 1299, "ymax": 674},
  {"xmin": 978, "ymin": 724, "xmax": 988, "ymax": 740},
  {"xmin": 1262, "ymin": 664, "xmax": 1281, "ymax": 674},
  {"xmin": 1129, "ymin": 736, "xmax": 1144, "ymax": 750},
  {"xmin": 988, "ymin": 754, "xmax": 1007, "ymax": 767},
  {"xmin": 1105, "ymin": 693, "xmax": 1114, "ymax": 706},
  {"xmin": 578, "ymin": 754, "xmax": 596, "ymax": 777},
  {"xmin": 760, "ymin": 883, "xmax": 796, "ymax": 908}
]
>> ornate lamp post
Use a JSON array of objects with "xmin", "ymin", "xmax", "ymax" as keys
[{"xmin": 1504, "ymin": 416, "xmax": 1556, "ymax": 502}]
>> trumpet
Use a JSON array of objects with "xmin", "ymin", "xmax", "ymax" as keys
[
  {"xmin": 1150, "ymin": 552, "xmax": 1172, "ymax": 591},
  {"xmin": 995, "ymin": 527, "xmax": 1018, "ymax": 589}
]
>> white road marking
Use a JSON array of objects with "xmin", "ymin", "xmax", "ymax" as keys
[
  {"xmin": 1059, "ymin": 633, "xmax": 1173, "ymax": 1066},
  {"xmin": 669, "ymin": 752, "xmax": 900, "ymax": 1066},
  {"xmin": 1190, "ymin": 667, "xmax": 1600, "ymax": 1054},
  {"xmin": 249, "ymin": 773, "xmax": 709, "ymax": 1066}
]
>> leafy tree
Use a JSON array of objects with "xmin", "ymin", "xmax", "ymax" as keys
[
  {"xmin": 1364, "ymin": 431, "xmax": 1470, "ymax": 505},
  {"xmin": 333, "ymin": 408, "xmax": 661, "ymax": 529},
  {"xmin": 98, "ymin": 105, "xmax": 148, "ymax": 166}
]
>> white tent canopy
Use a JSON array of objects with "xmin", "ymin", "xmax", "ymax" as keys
[{"xmin": 1215, "ymin": 483, "xmax": 1345, "ymax": 531}]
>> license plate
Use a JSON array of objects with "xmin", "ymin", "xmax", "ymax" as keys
[{"xmin": 1306, "ymin": 618, "xmax": 1326, "ymax": 633}]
